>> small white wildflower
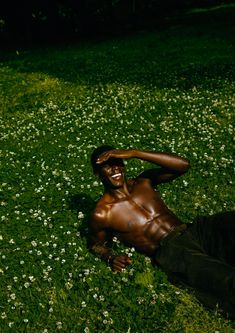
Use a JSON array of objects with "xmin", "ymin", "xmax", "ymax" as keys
[
  {"xmin": 65, "ymin": 281, "xmax": 73, "ymax": 290},
  {"xmin": 78, "ymin": 211, "xmax": 84, "ymax": 219},
  {"xmin": 1, "ymin": 312, "xmax": 7, "ymax": 319},
  {"xmin": 10, "ymin": 293, "xmax": 16, "ymax": 300},
  {"xmin": 56, "ymin": 321, "xmax": 62, "ymax": 329},
  {"xmin": 103, "ymin": 311, "xmax": 109, "ymax": 317}
]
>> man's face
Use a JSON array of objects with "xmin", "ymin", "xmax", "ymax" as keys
[{"xmin": 98, "ymin": 158, "xmax": 125, "ymax": 189}]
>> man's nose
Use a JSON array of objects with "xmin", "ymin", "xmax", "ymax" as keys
[{"xmin": 112, "ymin": 165, "xmax": 119, "ymax": 172}]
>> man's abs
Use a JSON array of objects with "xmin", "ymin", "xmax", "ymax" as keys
[{"xmin": 115, "ymin": 211, "xmax": 183, "ymax": 255}]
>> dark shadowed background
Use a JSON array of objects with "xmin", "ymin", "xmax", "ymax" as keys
[{"xmin": 1, "ymin": 0, "xmax": 234, "ymax": 47}]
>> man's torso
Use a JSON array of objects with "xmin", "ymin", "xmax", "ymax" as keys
[{"xmin": 96, "ymin": 178, "xmax": 182, "ymax": 255}]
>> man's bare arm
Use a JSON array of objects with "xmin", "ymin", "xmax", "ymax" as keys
[
  {"xmin": 97, "ymin": 149, "xmax": 190, "ymax": 185},
  {"xmin": 89, "ymin": 212, "xmax": 131, "ymax": 272}
]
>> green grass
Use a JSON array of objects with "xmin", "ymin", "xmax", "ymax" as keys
[{"xmin": 0, "ymin": 4, "xmax": 235, "ymax": 332}]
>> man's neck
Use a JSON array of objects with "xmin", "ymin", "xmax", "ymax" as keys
[{"xmin": 104, "ymin": 182, "xmax": 130, "ymax": 200}]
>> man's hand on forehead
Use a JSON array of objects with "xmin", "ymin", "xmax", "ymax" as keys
[{"xmin": 96, "ymin": 149, "xmax": 134, "ymax": 164}]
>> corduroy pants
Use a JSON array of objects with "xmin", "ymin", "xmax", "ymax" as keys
[{"xmin": 155, "ymin": 211, "xmax": 235, "ymax": 317}]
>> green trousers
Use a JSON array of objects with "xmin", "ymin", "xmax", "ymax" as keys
[{"xmin": 155, "ymin": 211, "xmax": 235, "ymax": 317}]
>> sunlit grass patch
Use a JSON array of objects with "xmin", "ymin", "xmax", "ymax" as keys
[
  {"xmin": 0, "ymin": 5, "xmax": 235, "ymax": 332},
  {"xmin": 188, "ymin": 3, "xmax": 235, "ymax": 14},
  {"xmin": 163, "ymin": 290, "xmax": 233, "ymax": 333}
]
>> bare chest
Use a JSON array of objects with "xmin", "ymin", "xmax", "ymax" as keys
[{"xmin": 107, "ymin": 190, "xmax": 166, "ymax": 233}]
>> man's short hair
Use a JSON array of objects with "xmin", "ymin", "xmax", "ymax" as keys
[{"xmin": 91, "ymin": 145, "xmax": 115, "ymax": 173}]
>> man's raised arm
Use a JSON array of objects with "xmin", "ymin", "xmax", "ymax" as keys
[{"xmin": 97, "ymin": 149, "xmax": 190, "ymax": 185}]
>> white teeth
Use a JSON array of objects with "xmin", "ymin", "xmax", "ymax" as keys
[{"xmin": 111, "ymin": 173, "xmax": 121, "ymax": 179}]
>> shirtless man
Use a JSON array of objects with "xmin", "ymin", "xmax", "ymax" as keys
[{"xmin": 89, "ymin": 145, "xmax": 235, "ymax": 316}]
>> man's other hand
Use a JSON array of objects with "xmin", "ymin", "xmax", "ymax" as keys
[{"xmin": 110, "ymin": 255, "xmax": 132, "ymax": 272}]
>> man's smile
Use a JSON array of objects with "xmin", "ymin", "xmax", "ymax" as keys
[{"xmin": 111, "ymin": 173, "xmax": 122, "ymax": 179}]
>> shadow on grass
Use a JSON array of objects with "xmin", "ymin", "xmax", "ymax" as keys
[
  {"xmin": 68, "ymin": 192, "xmax": 95, "ymax": 212},
  {"xmin": 68, "ymin": 192, "xmax": 96, "ymax": 238},
  {"xmin": 0, "ymin": 5, "xmax": 234, "ymax": 90}
]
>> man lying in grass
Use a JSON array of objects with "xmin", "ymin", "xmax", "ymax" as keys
[{"xmin": 89, "ymin": 146, "xmax": 235, "ymax": 317}]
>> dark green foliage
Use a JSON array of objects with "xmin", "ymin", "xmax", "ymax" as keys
[{"xmin": 1, "ymin": 0, "xmax": 234, "ymax": 45}]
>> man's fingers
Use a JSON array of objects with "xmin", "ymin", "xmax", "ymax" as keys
[
  {"xmin": 112, "ymin": 256, "xmax": 132, "ymax": 272},
  {"xmin": 122, "ymin": 256, "xmax": 132, "ymax": 264},
  {"xmin": 112, "ymin": 262, "xmax": 125, "ymax": 272},
  {"xmin": 113, "ymin": 258, "xmax": 126, "ymax": 267},
  {"xmin": 114, "ymin": 256, "xmax": 130, "ymax": 264},
  {"xmin": 97, "ymin": 149, "xmax": 123, "ymax": 164},
  {"xmin": 126, "ymin": 257, "xmax": 132, "ymax": 264},
  {"xmin": 113, "ymin": 265, "xmax": 124, "ymax": 272},
  {"xmin": 113, "ymin": 267, "xmax": 123, "ymax": 273},
  {"xmin": 96, "ymin": 152, "xmax": 110, "ymax": 164}
]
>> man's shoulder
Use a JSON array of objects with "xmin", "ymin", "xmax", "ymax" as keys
[
  {"xmin": 90, "ymin": 195, "xmax": 112, "ymax": 228},
  {"xmin": 129, "ymin": 177, "xmax": 153, "ymax": 188},
  {"xmin": 95, "ymin": 192, "xmax": 114, "ymax": 209}
]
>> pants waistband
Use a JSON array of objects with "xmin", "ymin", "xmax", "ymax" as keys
[{"xmin": 159, "ymin": 223, "xmax": 188, "ymax": 247}]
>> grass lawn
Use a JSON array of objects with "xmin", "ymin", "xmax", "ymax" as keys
[{"xmin": 0, "ymin": 4, "xmax": 235, "ymax": 332}]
